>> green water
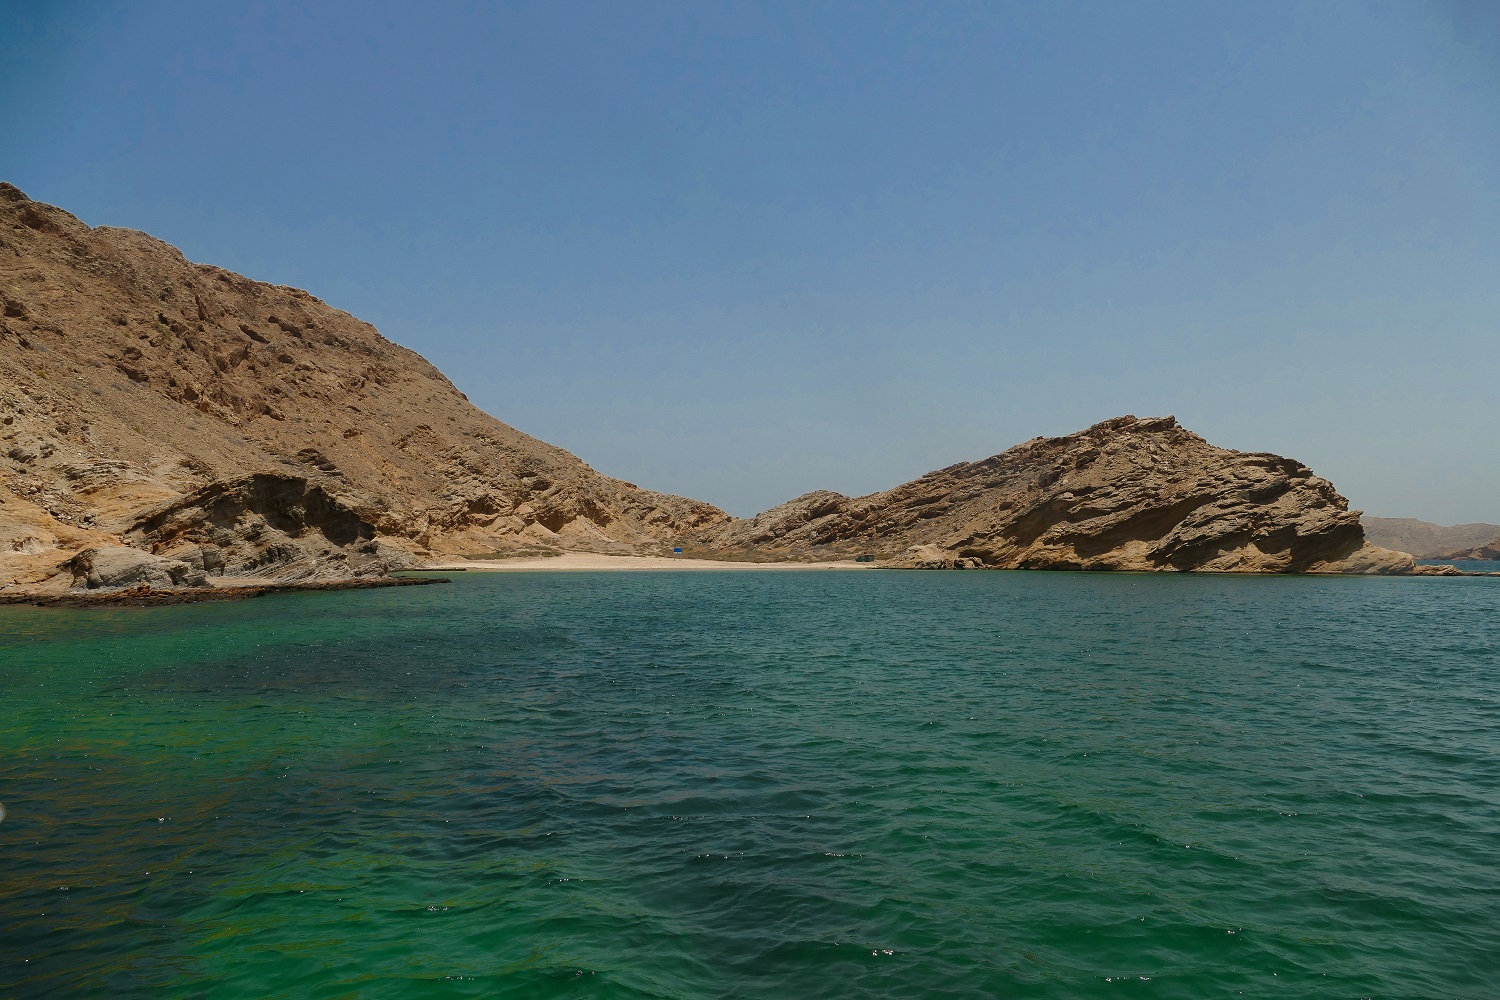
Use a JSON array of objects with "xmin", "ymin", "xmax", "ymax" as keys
[{"xmin": 2, "ymin": 571, "xmax": 1497, "ymax": 999}]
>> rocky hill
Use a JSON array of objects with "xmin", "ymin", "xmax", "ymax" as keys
[
  {"xmin": 0, "ymin": 184, "xmax": 1444, "ymax": 595},
  {"xmin": 1360, "ymin": 517, "xmax": 1500, "ymax": 559},
  {"xmin": 1430, "ymin": 537, "xmax": 1500, "ymax": 562},
  {"xmin": 0, "ymin": 183, "xmax": 727, "ymax": 594},
  {"xmin": 694, "ymin": 415, "xmax": 1417, "ymax": 574}
]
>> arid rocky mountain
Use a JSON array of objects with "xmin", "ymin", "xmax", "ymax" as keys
[
  {"xmin": 0, "ymin": 184, "xmax": 1448, "ymax": 596},
  {"xmin": 0, "ymin": 183, "xmax": 727, "ymax": 593},
  {"xmin": 1360, "ymin": 517, "xmax": 1500, "ymax": 559},
  {"xmin": 694, "ymin": 415, "xmax": 1419, "ymax": 574},
  {"xmin": 1429, "ymin": 537, "xmax": 1500, "ymax": 562}
]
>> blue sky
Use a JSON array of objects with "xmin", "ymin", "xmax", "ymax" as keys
[{"xmin": 3, "ymin": 1, "xmax": 1497, "ymax": 520}]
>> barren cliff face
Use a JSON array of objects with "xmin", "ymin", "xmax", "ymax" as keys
[
  {"xmin": 0, "ymin": 183, "xmax": 727, "ymax": 590},
  {"xmin": 694, "ymin": 415, "xmax": 1414, "ymax": 574}
]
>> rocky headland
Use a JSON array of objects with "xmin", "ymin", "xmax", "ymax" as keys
[
  {"xmin": 0, "ymin": 184, "xmax": 1471, "ymax": 600},
  {"xmin": 692, "ymin": 415, "xmax": 1428, "ymax": 574}
]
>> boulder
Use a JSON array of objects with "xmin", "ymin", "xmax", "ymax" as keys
[{"xmin": 67, "ymin": 546, "xmax": 208, "ymax": 590}]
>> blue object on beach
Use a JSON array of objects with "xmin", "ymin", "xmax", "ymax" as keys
[{"xmin": 672, "ymin": 548, "xmax": 683, "ymax": 554}]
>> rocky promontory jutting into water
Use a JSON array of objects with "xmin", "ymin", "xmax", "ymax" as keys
[
  {"xmin": 0, "ymin": 184, "xmax": 1452, "ymax": 599},
  {"xmin": 693, "ymin": 415, "xmax": 1427, "ymax": 573}
]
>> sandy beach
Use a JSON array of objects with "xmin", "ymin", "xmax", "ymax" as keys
[{"xmin": 422, "ymin": 553, "xmax": 879, "ymax": 572}]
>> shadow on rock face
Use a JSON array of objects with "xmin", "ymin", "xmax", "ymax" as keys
[
  {"xmin": 125, "ymin": 473, "xmax": 385, "ymax": 580},
  {"xmin": 67, "ymin": 546, "xmax": 208, "ymax": 589},
  {"xmin": 694, "ymin": 415, "xmax": 1416, "ymax": 575}
]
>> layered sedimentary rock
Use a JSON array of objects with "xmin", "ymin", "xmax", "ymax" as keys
[
  {"xmin": 122, "ymin": 473, "xmax": 386, "ymax": 581},
  {"xmin": 66, "ymin": 546, "xmax": 208, "ymax": 590},
  {"xmin": 694, "ymin": 415, "xmax": 1416, "ymax": 574},
  {"xmin": 0, "ymin": 183, "xmax": 726, "ymax": 593}
]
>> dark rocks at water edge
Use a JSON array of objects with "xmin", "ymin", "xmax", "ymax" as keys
[{"xmin": 0, "ymin": 575, "xmax": 448, "ymax": 608}]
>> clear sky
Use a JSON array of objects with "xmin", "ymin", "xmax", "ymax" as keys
[{"xmin": 3, "ymin": 1, "xmax": 1497, "ymax": 521}]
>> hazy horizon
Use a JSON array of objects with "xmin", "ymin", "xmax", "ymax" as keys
[{"xmin": 3, "ymin": 1, "xmax": 1496, "ymax": 521}]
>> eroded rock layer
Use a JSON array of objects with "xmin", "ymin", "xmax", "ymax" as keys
[
  {"xmin": 0, "ymin": 183, "xmax": 727, "ymax": 592},
  {"xmin": 694, "ymin": 415, "xmax": 1416, "ymax": 573}
]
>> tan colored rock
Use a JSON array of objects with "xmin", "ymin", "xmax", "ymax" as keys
[
  {"xmin": 1360, "ymin": 517, "xmax": 1500, "ymax": 558},
  {"xmin": 1429, "ymin": 537, "xmax": 1500, "ymax": 561},
  {"xmin": 0, "ymin": 183, "xmax": 1452, "ymax": 586},
  {"xmin": 695, "ymin": 415, "xmax": 1413, "ymax": 574},
  {"xmin": 0, "ymin": 182, "xmax": 727, "ymax": 592}
]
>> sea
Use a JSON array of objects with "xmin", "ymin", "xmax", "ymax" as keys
[{"xmin": 1, "ymin": 570, "xmax": 1497, "ymax": 999}]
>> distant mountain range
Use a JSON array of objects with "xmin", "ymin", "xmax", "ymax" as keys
[{"xmin": 1360, "ymin": 518, "xmax": 1500, "ymax": 559}]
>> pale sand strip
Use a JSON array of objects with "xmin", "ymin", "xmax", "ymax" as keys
[{"xmin": 421, "ymin": 553, "xmax": 877, "ymax": 572}]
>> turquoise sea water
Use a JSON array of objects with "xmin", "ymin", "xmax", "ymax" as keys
[{"xmin": 2, "ymin": 571, "xmax": 1498, "ymax": 999}]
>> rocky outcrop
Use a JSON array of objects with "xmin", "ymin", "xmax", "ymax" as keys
[
  {"xmin": 124, "ymin": 473, "xmax": 394, "ymax": 581},
  {"xmin": 694, "ymin": 416, "xmax": 1415, "ymax": 574},
  {"xmin": 65, "ymin": 546, "xmax": 208, "ymax": 590},
  {"xmin": 0, "ymin": 182, "xmax": 727, "ymax": 594}
]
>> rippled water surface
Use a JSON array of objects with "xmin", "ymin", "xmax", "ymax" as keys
[{"xmin": 2, "ymin": 571, "xmax": 1498, "ymax": 998}]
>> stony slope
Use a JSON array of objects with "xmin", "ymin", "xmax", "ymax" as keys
[
  {"xmin": 1430, "ymin": 537, "xmax": 1500, "ymax": 562},
  {"xmin": 1360, "ymin": 517, "xmax": 1500, "ymax": 559},
  {"xmin": 693, "ymin": 415, "xmax": 1416, "ymax": 573},
  {"xmin": 0, "ymin": 183, "xmax": 727, "ymax": 592},
  {"xmin": 0, "ymin": 184, "xmax": 1441, "ymax": 592}
]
